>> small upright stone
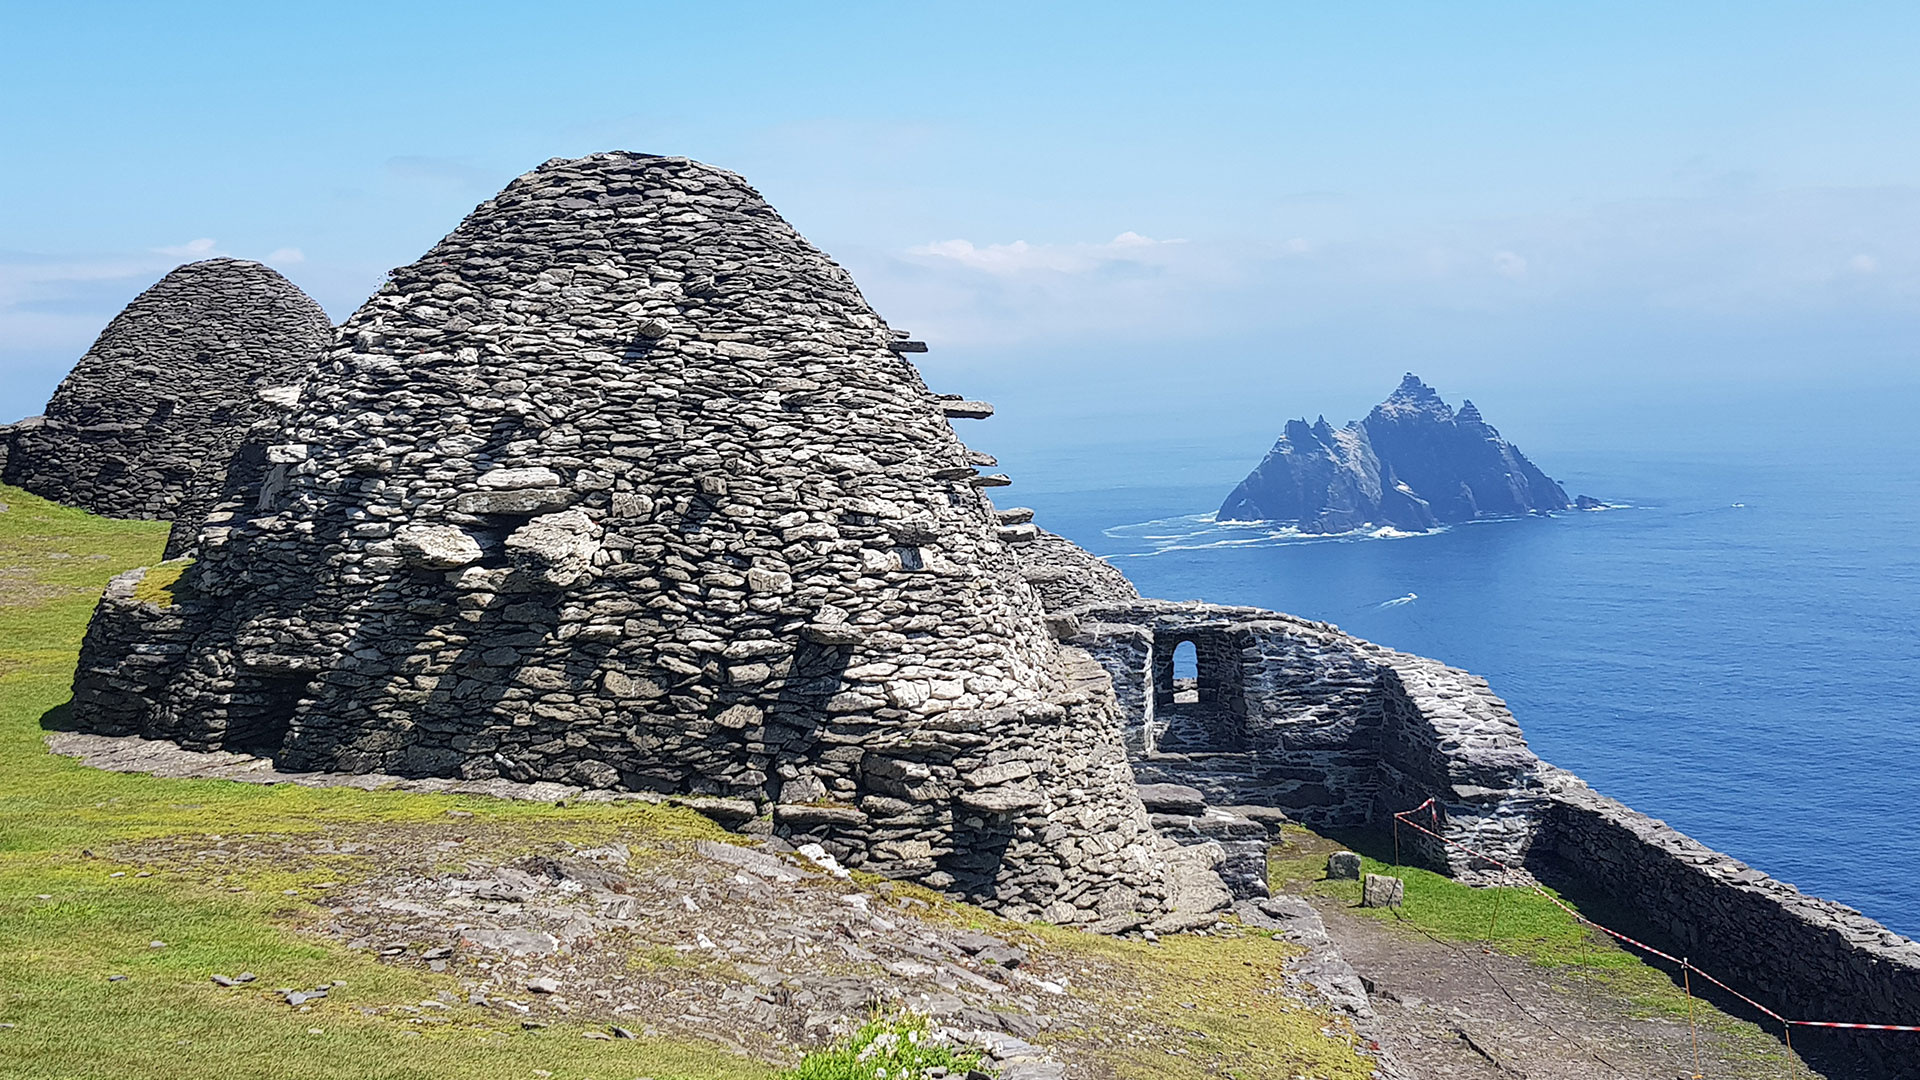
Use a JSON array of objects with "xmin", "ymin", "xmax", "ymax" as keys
[
  {"xmin": 1326, "ymin": 851, "xmax": 1362, "ymax": 880},
  {"xmin": 1362, "ymin": 873, "xmax": 1405, "ymax": 909}
]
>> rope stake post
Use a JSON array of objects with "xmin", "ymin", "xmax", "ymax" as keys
[
  {"xmin": 1392, "ymin": 814, "xmax": 1401, "ymax": 876},
  {"xmin": 1486, "ymin": 870, "xmax": 1505, "ymax": 951},
  {"xmin": 1683, "ymin": 959, "xmax": 1702, "ymax": 1080}
]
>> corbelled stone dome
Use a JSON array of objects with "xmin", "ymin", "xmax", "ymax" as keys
[
  {"xmin": 1, "ymin": 258, "xmax": 331, "ymax": 527},
  {"xmin": 71, "ymin": 153, "xmax": 1187, "ymax": 922}
]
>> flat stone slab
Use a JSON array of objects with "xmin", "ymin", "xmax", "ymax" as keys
[{"xmin": 1135, "ymin": 782, "xmax": 1208, "ymax": 816}]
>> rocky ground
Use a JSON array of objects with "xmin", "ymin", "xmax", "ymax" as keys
[
  {"xmin": 1319, "ymin": 900, "xmax": 1812, "ymax": 1079},
  {"xmin": 53, "ymin": 732, "xmax": 1386, "ymax": 1080},
  {"xmin": 50, "ymin": 729, "xmax": 1840, "ymax": 1080}
]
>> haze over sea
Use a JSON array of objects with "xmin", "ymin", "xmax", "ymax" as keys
[{"xmin": 962, "ymin": 380, "xmax": 1920, "ymax": 938}]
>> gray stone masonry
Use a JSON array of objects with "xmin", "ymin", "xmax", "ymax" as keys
[
  {"xmin": 1533, "ymin": 771, "xmax": 1920, "ymax": 1077},
  {"xmin": 67, "ymin": 153, "xmax": 1202, "ymax": 928},
  {"xmin": 2, "ymin": 259, "xmax": 331, "ymax": 529},
  {"xmin": 1067, "ymin": 598, "xmax": 1550, "ymax": 876},
  {"xmin": 1015, "ymin": 527, "xmax": 1139, "ymax": 612}
]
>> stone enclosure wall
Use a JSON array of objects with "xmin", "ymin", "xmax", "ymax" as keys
[
  {"xmin": 1038, "ymin": 572, "xmax": 1920, "ymax": 1062},
  {"xmin": 2, "ymin": 258, "xmax": 330, "ymax": 528},
  {"xmin": 1528, "ymin": 778, "xmax": 1920, "ymax": 1076},
  {"xmin": 1069, "ymin": 599, "xmax": 1548, "ymax": 873}
]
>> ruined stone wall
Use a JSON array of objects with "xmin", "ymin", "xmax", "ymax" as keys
[
  {"xmin": 1068, "ymin": 599, "xmax": 1549, "ymax": 870},
  {"xmin": 69, "ymin": 152, "xmax": 1181, "ymax": 925},
  {"xmin": 1534, "ymin": 778, "xmax": 1920, "ymax": 1077},
  {"xmin": 3, "ymin": 259, "xmax": 330, "ymax": 524},
  {"xmin": 1075, "ymin": 601, "xmax": 1394, "ymax": 825},
  {"xmin": 1023, "ymin": 536, "xmax": 1920, "ymax": 1061}
]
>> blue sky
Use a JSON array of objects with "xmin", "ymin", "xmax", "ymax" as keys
[{"xmin": 4, "ymin": 2, "xmax": 1916, "ymax": 477}]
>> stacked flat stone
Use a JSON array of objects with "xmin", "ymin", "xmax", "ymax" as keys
[
  {"xmin": 1, "ymin": 259, "xmax": 330, "ymax": 529},
  {"xmin": 1012, "ymin": 525, "xmax": 1140, "ymax": 612},
  {"xmin": 70, "ymin": 153, "xmax": 1184, "ymax": 925}
]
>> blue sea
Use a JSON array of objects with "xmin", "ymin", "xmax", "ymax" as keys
[{"xmin": 1012, "ymin": 440, "xmax": 1920, "ymax": 937}]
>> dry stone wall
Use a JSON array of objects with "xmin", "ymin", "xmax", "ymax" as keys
[
  {"xmin": 1533, "ymin": 777, "xmax": 1920, "ymax": 1076},
  {"xmin": 1068, "ymin": 598, "xmax": 1549, "ymax": 873},
  {"xmin": 68, "ymin": 153, "xmax": 1187, "ymax": 926},
  {"xmin": 2, "ymin": 259, "xmax": 330, "ymax": 526},
  {"xmin": 1013, "ymin": 526, "xmax": 1139, "ymax": 612}
]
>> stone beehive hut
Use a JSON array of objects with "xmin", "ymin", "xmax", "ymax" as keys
[
  {"xmin": 72, "ymin": 153, "xmax": 1188, "ymax": 924},
  {"xmin": 1, "ymin": 259, "xmax": 331, "ymax": 530}
]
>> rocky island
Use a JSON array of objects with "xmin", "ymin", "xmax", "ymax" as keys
[{"xmin": 1218, "ymin": 374, "xmax": 1573, "ymax": 532}]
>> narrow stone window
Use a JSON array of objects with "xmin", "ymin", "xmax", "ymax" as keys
[
  {"xmin": 1172, "ymin": 640, "xmax": 1199, "ymax": 704},
  {"xmin": 894, "ymin": 545, "xmax": 925, "ymax": 571}
]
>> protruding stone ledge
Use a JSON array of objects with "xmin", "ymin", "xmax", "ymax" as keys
[
  {"xmin": 774, "ymin": 803, "xmax": 868, "ymax": 829},
  {"xmin": 941, "ymin": 400, "xmax": 995, "ymax": 420},
  {"xmin": 886, "ymin": 339, "xmax": 928, "ymax": 354},
  {"xmin": 970, "ymin": 473, "xmax": 1012, "ymax": 488},
  {"xmin": 997, "ymin": 523, "xmax": 1038, "ymax": 544},
  {"xmin": 995, "ymin": 507, "xmax": 1036, "ymax": 525}
]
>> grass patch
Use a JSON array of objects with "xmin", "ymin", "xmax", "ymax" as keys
[
  {"xmin": 129, "ymin": 557, "xmax": 192, "ymax": 607},
  {"xmin": 1030, "ymin": 923, "xmax": 1377, "ymax": 1080},
  {"xmin": 1268, "ymin": 825, "xmax": 1633, "ymax": 972},
  {"xmin": 1269, "ymin": 820, "xmax": 1807, "ymax": 1063}
]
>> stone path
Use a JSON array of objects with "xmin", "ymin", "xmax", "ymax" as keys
[{"xmin": 1311, "ymin": 896, "xmax": 1823, "ymax": 1079}]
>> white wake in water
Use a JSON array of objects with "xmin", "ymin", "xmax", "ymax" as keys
[
  {"xmin": 1377, "ymin": 593, "xmax": 1418, "ymax": 608},
  {"xmin": 1100, "ymin": 512, "xmax": 1442, "ymax": 559}
]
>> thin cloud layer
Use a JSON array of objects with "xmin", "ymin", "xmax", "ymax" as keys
[
  {"xmin": 909, "ymin": 232, "xmax": 1185, "ymax": 275},
  {"xmin": 153, "ymin": 237, "xmax": 223, "ymax": 258},
  {"xmin": 854, "ymin": 184, "xmax": 1920, "ymax": 351}
]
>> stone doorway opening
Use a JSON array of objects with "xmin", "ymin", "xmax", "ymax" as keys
[{"xmin": 221, "ymin": 674, "xmax": 306, "ymax": 758}]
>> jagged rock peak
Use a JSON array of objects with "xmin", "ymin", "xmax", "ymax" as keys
[
  {"xmin": 1369, "ymin": 372, "xmax": 1453, "ymax": 422},
  {"xmin": 0, "ymin": 258, "xmax": 332, "ymax": 523},
  {"xmin": 1219, "ymin": 375, "xmax": 1571, "ymax": 532}
]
